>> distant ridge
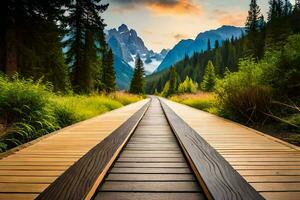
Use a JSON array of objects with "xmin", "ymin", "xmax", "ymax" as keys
[{"xmin": 155, "ymin": 25, "xmax": 244, "ymax": 73}]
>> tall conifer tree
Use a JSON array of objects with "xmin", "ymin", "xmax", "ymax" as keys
[
  {"xmin": 245, "ymin": 0, "xmax": 264, "ymax": 59},
  {"xmin": 102, "ymin": 49, "xmax": 116, "ymax": 93},
  {"xmin": 65, "ymin": 0, "xmax": 108, "ymax": 93},
  {"xmin": 130, "ymin": 55, "xmax": 145, "ymax": 94}
]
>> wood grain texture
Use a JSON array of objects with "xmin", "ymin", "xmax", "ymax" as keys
[
  {"xmin": 95, "ymin": 97, "xmax": 204, "ymax": 199},
  {"xmin": 160, "ymin": 98, "xmax": 264, "ymax": 200},
  {"xmin": 162, "ymin": 98, "xmax": 300, "ymax": 200},
  {"xmin": 35, "ymin": 100, "xmax": 150, "ymax": 200},
  {"xmin": 94, "ymin": 192, "xmax": 206, "ymax": 200}
]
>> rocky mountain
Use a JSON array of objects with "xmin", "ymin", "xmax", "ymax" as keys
[
  {"xmin": 155, "ymin": 25, "xmax": 244, "ymax": 73},
  {"xmin": 107, "ymin": 24, "xmax": 168, "ymax": 75}
]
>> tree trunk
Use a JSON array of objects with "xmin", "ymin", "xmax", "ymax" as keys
[{"xmin": 5, "ymin": 25, "xmax": 17, "ymax": 76}]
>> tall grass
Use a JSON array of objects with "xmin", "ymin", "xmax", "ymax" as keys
[
  {"xmin": 0, "ymin": 76, "xmax": 143, "ymax": 153},
  {"xmin": 170, "ymin": 93, "xmax": 217, "ymax": 113}
]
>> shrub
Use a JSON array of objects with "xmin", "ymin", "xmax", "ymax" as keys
[
  {"xmin": 0, "ymin": 75, "xmax": 59, "ymax": 150},
  {"xmin": 177, "ymin": 76, "xmax": 197, "ymax": 94},
  {"xmin": 263, "ymin": 34, "xmax": 300, "ymax": 98},
  {"xmin": 216, "ymin": 59, "xmax": 273, "ymax": 123}
]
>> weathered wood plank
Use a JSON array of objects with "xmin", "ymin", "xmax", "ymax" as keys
[
  {"xmin": 94, "ymin": 192, "xmax": 205, "ymax": 200},
  {"xmin": 106, "ymin": 173, "xmax": 195, "ymax": 181},
  {"xmin": 111, "ymin": 167, "xmax": 192, "ymax": 174},
  {"xmin": 100, "ymin": 181, "xmax": 200, "ymax": 192},
  {"xmin": 114, "ymin": 162, "xmax": 188, "ymax": 168},
  {"xmin": 0, "ymin": 193, "xmax": 38, "ymax": 200}
]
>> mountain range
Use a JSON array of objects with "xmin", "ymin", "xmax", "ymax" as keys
[
  {"xmin": 107, "ymin": 24, "xmax": 244, "ymax": 90},
  {"xmin": 154, "ymin": 25, "xmax": 244, "ymax": 72}
]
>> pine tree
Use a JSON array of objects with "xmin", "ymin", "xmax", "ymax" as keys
[
  {"xmin": 0, "ymin": 0, "xmax": 72, "ymax": 91},
  {"xmin": 214, "ymin": 40, "xmax": 220, "ymax": 49},
  {"xmin": 246, "ymin": 0, "xmax": 261, "ymax": 33},
  {"xmin": 201, "ymin": 61, "xmax": 216, "ymax": 92},
  {"xmin": 291, "ymin": 0, "xmax": 300, "ymax": 33},
  {"xmin": 130, "ymin": 55, "xmax": 145, "ymax": 94},
  {"xmin": 65, "ymin": 0, "xmax": 108, "ymax": 93},
  {"xmin": 102, "ymin": 49, "xmax": 116, "ymax": 93},
  {"xmin": 245, "ymin": 0, "xmax": 264, "ymax": 59},
  {"xmin": 207, "ymin": 39, "xmax": 211, "ymax": 50},
  {"xmin": 168, "ymin": 67, "xmax": 177, "ymax": 95}
]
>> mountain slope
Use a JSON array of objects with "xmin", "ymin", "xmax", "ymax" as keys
[
  {"xmin": 107, "ymin": 24, "xmax": 168, "ymax": 74},
  {"xmin": 113, "ymin": 55, "xmax": 134, "ymax": 90},
  {"xmin": 155, "ymin": 25, "xmax": 244, "ymax": 72}
]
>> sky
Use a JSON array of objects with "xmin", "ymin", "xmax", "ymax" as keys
[{"xmin": 102, "ymin": 0, "xmax": 270, "ymax": 52}]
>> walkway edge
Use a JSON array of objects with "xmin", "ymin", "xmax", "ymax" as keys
[
  {"xmin": 159, "ymin": 97, "xmax": 265, "ymax": 200},
  {"xmin": 36, "ymin": 99, "xmax": 151, "ymax": 200},
  {"xmin": 0, "ymin": 100, "xmax": 149, "ymax": 159}
]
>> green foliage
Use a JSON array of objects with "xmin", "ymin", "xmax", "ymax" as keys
[
  {"xmin": 178, "ymin": 76, "xmax": 197, "ymax": 94},
  {"xmin": 267, "ymin": 34, "xmax": 300, "ymax": 97},
  {"xmin": 170, "ymin": 93, "xmax": 216, "ymax": 113},
  {"xmin": 0, "ymin": 76, "xmax": 142, "ymax": 153},
  {"xmin": 0, "ymin": 75, "xmax": 58, "ymax": 151},
  {"xmin": 216, "ymin": 59, "xmax": 273, "ymax": 123},
  {"xmin": 130, "ymin": 55, "xmax": 145, "ymax": 94},
  {"xmin": 161, "ymin": 81, "xmax": 170, "ymax": 97},
  {"xmin": 145, "ymin": 38, "xmax": 245, "ymax": 94},
  {"xmin": 101, "ymin": 49, "xmax": 116, "ymax": 93},
  {"xmin": 201, "ymin": 61, "xmax": 217, "ymax": 92}
]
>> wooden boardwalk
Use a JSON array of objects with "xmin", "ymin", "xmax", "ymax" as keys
[
  {"xmin": 0, "ymin": 96, "xmax": 298, "ymax": 200},
  {"xmin": 95, "ymin": 98, "xmax": 205, "ymax": 200},
  {"xmin": 0, "ymin": 99, "xmax": 149, "ymax": 200},
  {"xmin": 161, "ymin": 98, "xmax": 300, "ymax": 200}
]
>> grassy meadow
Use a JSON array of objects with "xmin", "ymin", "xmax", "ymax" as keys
[{"xmin": 0, "ymin": 75, "xmax": 143, "ymax": 153}]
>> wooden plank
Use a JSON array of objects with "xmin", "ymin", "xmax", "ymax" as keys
[
  {"xmin": 238, "ymin": 170, "xmax": 300, "ymax": 176},
  {"xmin": 252, "ymin": 182, "xmax": 300, "ymax": 192},
  {"xmin": 100, "ymin": 181, "xmax": 200, "ymax": 192},
  {"xmin": 106, "ymin": 173, "xmax": 195, "ymax": 181},
  {"xmin": 111, "ymin": 167, "xmax": 191, "ymax": 174},
  {"xmin": 0, "ymin": 176, "xmax": 56, "ymax": 183},
  {"xmin": 114, "ymin": 162, "xmax": 188, "ymax": 168},
  {"xmin": 35, "ymin": 100, "xmax": 150, "ymax": 200},
  {"xmin": 0, "ymin": 170, "xmax": 63, "ymax": 176},
  {"xmin": 261, "ymin": 192, "xmax": 300, "ymax": 200},
  {"xmin": 117, "ymin": 157, "xmax": 185, "ymax": 162},
  {"xmin": 0, "ymin": 183, "xmax": 48, "ymax": 192},
  {"xmin": 94, "ymin": 192, "xmax": 205, "ymax": 200},
  {"xmin": 0, "ymin": 194, "xmax": 38, "ymax": 200},
  {"xmin": 244, "ymin": 176, "xmax": 300, "ymax": 183},
  {"xmin": 160, "ymin": 98, "xmax": 264, "ymax": 200}
]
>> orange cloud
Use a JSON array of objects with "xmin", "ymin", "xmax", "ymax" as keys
[
  {"xmin": 174, "ymin": 33, "xmax": 188, "ymax": 40},
  {"xmin": 146, "ymin": 0, "xmax": 201, "ymax": 15},
  {"xmin": 213, "ymin": 9, "xmax": 247, "ymax": 26}
]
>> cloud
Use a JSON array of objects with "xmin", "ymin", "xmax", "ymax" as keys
[
  {"xmin": 111, "ymin": 0, "xmax": 201, "ymax": 15},
  {"xmin": 174, "ymin": 33, "xmax": 188, "ymax": 40},
  {"xmin": 212, "ymin": 9, "xmax": 247, "ymax": 26}
]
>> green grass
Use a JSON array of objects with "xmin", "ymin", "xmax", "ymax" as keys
[
  {"xmin": 0, "ymin": 75, "xmax": 143, "ymax": 153},
  {"xmin": 170, "ymin": 93, "xmax": 217, "ymax": 113}
]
